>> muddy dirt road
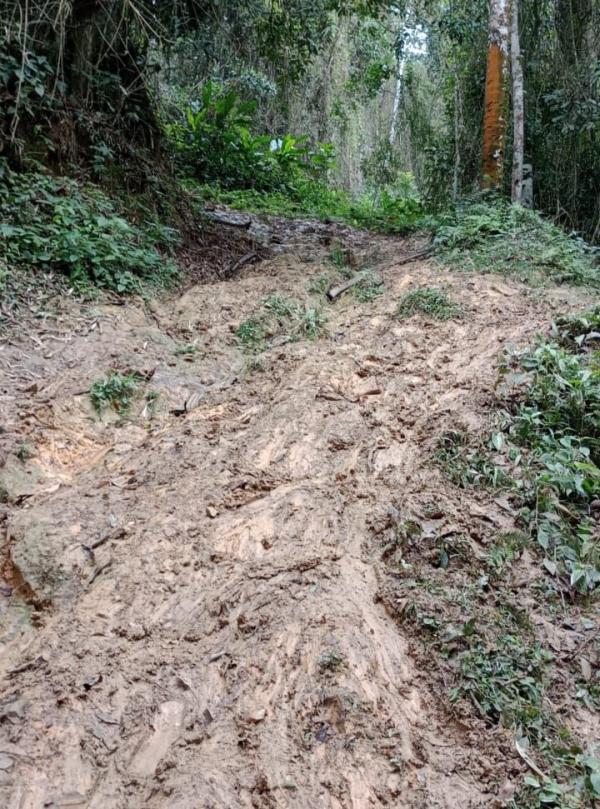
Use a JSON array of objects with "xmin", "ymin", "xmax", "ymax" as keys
[{"xmin": 0, "ymin": 220, "xmax": 592, "ymax": 808}]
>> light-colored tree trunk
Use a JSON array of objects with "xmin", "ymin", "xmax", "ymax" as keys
[
  {"xmin": 511, "ymin": 0, "xmax": 525, "ymax": 203},
  {"xmin": 389, "ymin": 62, "xmax": 404, "ymax": 146},
  {"xmin": 452, "ymin": 73, "xmax": 463, "ymax": 200},
  {"xmin": 482, "ymin": 0, "xmax": 510, "ymax": 188}
]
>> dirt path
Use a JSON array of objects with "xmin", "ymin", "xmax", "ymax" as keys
[{"xmin": 0, "ymin": 221, "xmax": 591, "ymax": 808}]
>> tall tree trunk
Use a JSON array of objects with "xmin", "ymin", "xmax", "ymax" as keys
[
  {"xmin": 482, "ymin": 0, "xmax": 510, "ymax": 188},
  {"xmin": 511, "ymin": 0, "xmax": 525, "ymax": 203},
  {"xmin": 389, "ymin": 68, "xmax": 403, "ymax": 146},
  {"xmin": 452, "ymin": 73, "xmax": 463, "ymax": 200},
  {"xmin": 389, "ymin": 25, "xmax": 406, "ymax": 147}
]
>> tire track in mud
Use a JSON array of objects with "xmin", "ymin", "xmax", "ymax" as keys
[{"xmin": 0, "ymin": 234, "xmax": 589, "ymax": 808}]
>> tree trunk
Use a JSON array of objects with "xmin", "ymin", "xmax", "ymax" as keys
[
  {"xmin": 389, "ymin": 25, "xmax": 405, "ymax": 146},
  {"xmin": 511, "ymin": 0, "xmax": 525, "ymax": 203},
  {"xmin": 452, "ymin": 73, "xmax": 462, "ymax": 200},
  {"xmin": 482, "ymin": 0, "xmax": 510, "ymax": 188},
  {"xmin": 389, "ymin": 63, "xmax": 404, "ymax": 146}
]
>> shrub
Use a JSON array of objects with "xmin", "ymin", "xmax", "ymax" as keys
[
  {"xmin": 0, "ymin": 171, "xmax": 179, "ymax": 292},
  {"xmin": 499, "ymin": 317, "xmax": 600, "ymax": 595},
  {"xmin": 165, "ymin": 81, "xmax": 333, "ymax": 192}
]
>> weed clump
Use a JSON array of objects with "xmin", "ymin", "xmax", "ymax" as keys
[
  {"xmin": 90, "ymin": 371, "xmax": 143, "ymax": 415},
  {"xmin": 236, "ymin": 295, "xmax": 327, "ymax": 356},
  {"xmin": 396, "ymin": 287, "xmax": 463, "ymax": 321}
]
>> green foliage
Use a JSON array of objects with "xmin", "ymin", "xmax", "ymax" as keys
[
  {"xmin": 452, "ymin": 633, "xmax": 551, "ymax": 737},
  {"xmin": 236, "ymin": 295, "xmax": 327, "ymax": 356},
  {"xmin": 486, "ymin": 532, "xmax": 530, "ymax": 577},
  {"xmin": 0, "ymin": 172, "xmax": 179, "ymax": 292},
  {"xmin": 0, "ymin": 45, "xmax": 55, "ymax": 150},
  {"xmin": 435, "ymin": 431, "xmax": 513, "ymax": 489},
  {"xmin": 432, "ymin": 199, "xmax": 599, "ymax": 287},
  {"xmin": 454, "ymin": 623, "xmax": 599, "ymax": 808},
  {"xmin": 434, "ymin": 313, "xmax": 600, "ymax": 597},
  {"xmin": 395, "ymin": 286, "xmax": 463, "ymax": 320},
  {"xmin": 90, "ymin": 372, "xmax": 143, "ymax": 415},
  {"xmin": 552, "ymin": 307, "xmax": 600, "ymax": 351},
  {"xmin": 501, "ymin": 329, "xmax": 600, "ymax": 596},
  {"xmin": 166, "ymin": 81, "xmax": 333, "ymax": 192}
]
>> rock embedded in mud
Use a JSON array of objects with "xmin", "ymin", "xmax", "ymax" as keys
[
  {"xmin": 0, "ymin": 456, "xmax": 45, "ymax": 502},
  {"xmin": 7, "ymin": 519, "xmax": 67, "ymax": 605},
  {"xmin": 128, "ymin": 700, "xmax": 186, "ymax": 779}
]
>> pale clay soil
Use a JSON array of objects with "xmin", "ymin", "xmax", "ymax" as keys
[{"xmin": 0, "ymin": 219, "xmax": 595, "ymax": 809}]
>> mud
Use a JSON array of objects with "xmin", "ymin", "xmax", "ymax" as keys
[{"xmin": 0, "ymin": 220, "xmax": 593, "ymax": 808}]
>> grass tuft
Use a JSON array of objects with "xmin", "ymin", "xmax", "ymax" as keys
[{"xmin": 396, "ymin": 286, "xmax": 463, "ymax": 321}]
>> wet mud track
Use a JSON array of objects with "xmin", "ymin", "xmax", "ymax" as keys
[{"xmin": 0, "ymin": 222, "xmax": 592, "ymax": 808}]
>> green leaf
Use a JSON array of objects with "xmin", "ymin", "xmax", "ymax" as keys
[{"xmin": 491, "ymin": 432, "xmax": 504, "ymax": 451}]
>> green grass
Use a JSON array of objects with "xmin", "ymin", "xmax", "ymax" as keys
[
  {"xmin": 174, "ymin": 342, "xmax": 198, "ymax": 358},
  {"xmin": 192, "ymin": 179, "xmax": 424, "ymax": 235},
  {"xmin": 306, "ymin": 275, "xmax": 331, "ymax": 296},
  {"xmin": 328, "ymin": 244, "xmax": 353, "ymax": 276},
  {"xmin": 352, "ymin": 269, "xmax": 383, "ymax": 302},
  {"xmin": 90, "ymin": 371, "xmax": 143, "ymax": 415},
  {"xmin": 236, "ymin": 317, "xmax": 268, "ymax": 354},
  {"xmin": 431, "ymin": 197, "xmax": 600, "ymax": 288},
  {"xmin": 396, "ymin": 287, "xmax": 463, "ymax": 321},
  {"xmin": 236, "ymin": 295, "xmax": 327, "ymax": 356}
]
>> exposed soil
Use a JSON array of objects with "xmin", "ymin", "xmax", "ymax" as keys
[{"xmin": 0, "ymin": 217, "xmax": 595, "ymax": 808}]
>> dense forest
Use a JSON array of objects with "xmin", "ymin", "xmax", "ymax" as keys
[
  {"xmin": 1, "ymin": 1, "xmax": 599, "ymax": 240},
  {"xmin": 0, "ymin": 3, "xmax": 599, "ymax": 809}
]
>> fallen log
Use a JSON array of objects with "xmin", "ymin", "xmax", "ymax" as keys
[
  {"xmin": 204, "ymin": 210, "xmax": 252, "ymax": 228},
  {"xmin": 326, "ymin": 244, "xmax": 434, "ymax": 302},
  {"xmin": 326, "ymin": 272, "xmax": 382, "ymax": 302},
  {"xmin": 395, "ymin": 244, "xmax": 435, "ymax": 265},
  {"xmin": 229, "ymin": 251, "xmax": 258, "ymax": 274}
]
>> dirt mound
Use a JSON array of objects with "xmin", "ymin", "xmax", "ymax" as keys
[{"xmin": 0, "ymin": 222, "xmax": 593, "ymax": 808}]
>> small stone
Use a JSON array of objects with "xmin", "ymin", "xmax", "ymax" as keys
[
  {"xmin": 0, "ymin": 753, "xmax": 14, "ymax": 770},
  {"xmin": 247, "ymin": 708, "xmax": 266, "ymax": 723},
  {"xmin": 206, "ymin": 506, "xmax": 218, "ymax": 519}
]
